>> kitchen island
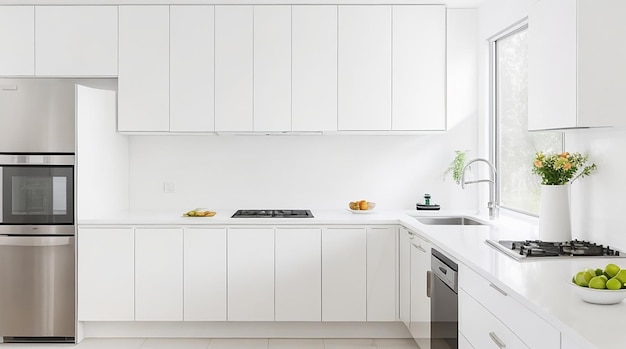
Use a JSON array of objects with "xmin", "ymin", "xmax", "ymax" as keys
[{"xmin": 78, "ymin": 209, "xmax": 619, "ymax": 349}]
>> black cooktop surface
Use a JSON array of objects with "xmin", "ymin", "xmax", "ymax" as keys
[
  {"xmin": 498, "ymin": 239, "xmax": 622, "ymax": 258},
  {"xmin": 231, "ymin": 209, "xmax": 314, "ymax": 218}
]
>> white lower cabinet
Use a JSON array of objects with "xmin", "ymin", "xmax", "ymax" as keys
[
  {"xmin": 183, "ymin": 228, "xmax": 227, "ymax": 321},
  {"xmin": 322, "ymin": 227, "xmax": 367, "ymax": 321},
  {"xmin": 275, "ymin": 228, "xmax": 322, "ymax": 321},
  {"xmin": 228, "ymin": 228, "xmax": 275, "ymax": 321},
  {"xmin": 366, "ymin": 226, "xmax": 397, "ymax": 321},
  {"xmin": 77, "ymin": 228, "xmax": 134, "ymax": 321},
  {"xmin": 410, "ymin": 231, "xmax": 431, "ymax": 349},
  {"xmin": 460, "ymin": 289, "xmax": 529, "ymax": 349},
  {"xmin": 135, "ymin": 228, "xmax": 184, "ymax": 321},
  {"xmin": 459, "ymin": 264, "xmax": 560, "ymax": 349},
  {"xmin": 399, "ymin": 228, "xmax": 411, "ymax": 328},
  {"xmin": 459, "ymin": 332, "xmax": 474, "ymax": 349}
]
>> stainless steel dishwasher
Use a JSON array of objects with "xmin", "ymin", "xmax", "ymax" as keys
[{"xmin": 430, "ymin": 248, "xmax": 458, "ymax": 349}]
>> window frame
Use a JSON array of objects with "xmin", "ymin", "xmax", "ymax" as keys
[{"xmin": 489, "ymin": 19, "xmax": 564, "ymax": 217}]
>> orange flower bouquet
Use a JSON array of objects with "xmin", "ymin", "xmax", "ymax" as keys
[{"xmin": 532, "ymin": 152, "xmax": 597, "ymax": 185}]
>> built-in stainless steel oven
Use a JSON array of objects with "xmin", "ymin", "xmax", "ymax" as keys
[
  {"xmin": 430, "ymin": 248, "xmax": 458, "ymax": 349},
  {"xmin": 0, "ymin": 154, "xmax": 74, "ymax": 230},
  {"xmin": 0, "ymin": 153, "xmax": 75, "ymax": 343}
]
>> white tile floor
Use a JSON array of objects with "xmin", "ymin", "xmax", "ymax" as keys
[{"xmin": 0, "ymin": 338, "xmax": 420, "ymax": 349}]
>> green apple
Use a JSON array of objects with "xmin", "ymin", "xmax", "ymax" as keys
[
  {"xmin": 589, "ymin": 276, "xmax": 607, "ymax": 289},
  {"xmin": 605, "ymin": 263, "xmax": 621, "ymax": 278},
  {"xmin": 607, "ymin": 278, "xmax": 622, "ymax": 290},
  {"xmin": 614, "ymin": 269, "xmax": 626, "ymax": 284}
]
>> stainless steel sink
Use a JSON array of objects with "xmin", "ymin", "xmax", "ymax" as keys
[{"xmin": 415, "ymin": 216, "xmax": 486, "ymax": 226}]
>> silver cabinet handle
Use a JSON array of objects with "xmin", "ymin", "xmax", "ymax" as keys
[
  {"xmin": 489, "ymin": 283, "xmax": 508, "ymax": 296},
  {"xmin": 426, "ymin": 271, "xmax": 432, "ymax": 298},
  {"xmin": 489, "ymin": 332, "xmax": 506, "ymax": 348},
  {"xmin": 411, "ymin": 243, "xmax": 426, "ymax": 253}
]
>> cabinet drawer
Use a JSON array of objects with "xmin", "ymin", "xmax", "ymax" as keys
[
  {"xmin": 460, "ymin": 289, "xmax": 530, "ymax": 349},
  {"xmin": 459, "ymin": 265, "xmax": 559, "ymax": 349}
]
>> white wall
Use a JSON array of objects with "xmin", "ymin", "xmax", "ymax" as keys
[
  {"xmin": 478, "ymin": 0, "xmax": 626, "ymax": 250},
  {"xmin": 127, "ymin": 9, "xmax": 479, "ymax": 211}
]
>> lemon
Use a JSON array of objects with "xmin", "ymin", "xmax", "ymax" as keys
[
  {"xmin": 589, "ymin": 276, "xmax": 607, "ymax": 289},
  {"xmin": 605, "ymin": 263, "xmax": 621, "ymax": 278},
  {"xmin": 606, "ymin": 278, "xmax": 622, "ymax": 290}
]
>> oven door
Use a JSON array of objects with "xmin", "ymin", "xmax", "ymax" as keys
[{"xmin": 1, "ymin": 164, "xmax": 74, "ymax": 226}]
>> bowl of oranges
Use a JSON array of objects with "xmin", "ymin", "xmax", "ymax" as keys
[
  {"xmin": 348, "ymin": 200, "xmax": 376, "ymax": 213},
  {"xmin": 571, "ymin": 263, "xmax": 626, "ymax": 304}
]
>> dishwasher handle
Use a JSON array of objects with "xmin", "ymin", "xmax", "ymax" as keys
[{"xmin": 0, "ymin": 236, "xmax": 73, "ymax": 247}]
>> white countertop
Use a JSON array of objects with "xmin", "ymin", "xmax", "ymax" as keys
[{"xmin": 79, "ymin": 208, "xmax": 622, "ymax": 349}]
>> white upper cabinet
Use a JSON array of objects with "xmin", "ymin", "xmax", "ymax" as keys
[
  {"xmin": 35, "ymin": 6, "xmax": 118, "ymax": 77},
  {"xmin": 322, "ymin": 227, "xmax": 367, "ymax": 321},
  {"xmin": 529, "ymin": 0, "xmax": 626, "ymax": 129},
  {"xmin": 118, "ymin": 6, "xmax": 170, "ymax": 132},
  {"xmin": 228, "ymin": 228, "xmax": 275, "ymax": 321},
  {"xmin": 135, "ymin": 228, "xmax": 184, "ymax": 321},
  {"xmin": 275, "ymin": 228, "xmax": 322, "ymax": 321},
  {"xmin": 254, "ymin": 6, "xmax": 291, "ymax": 132},
  {"xmin": 338, "ymin": 6, "xmax": 392, "ymax": 131},
  {"xmin": 170, "ymin": 5, "xmax": 215, "ymax": 132},
  {"xmin": 366, "ymin": 226, "xmax": 397, "ymax": 321},
  {"xmin": 183, "ymin": 228, "xmax": 227, "ymax": 321},
  {"xmin": 292, "ymin": 6, "xmax": 338, "ymax": 132},
  {"xmin": 392, "ymin": 5, "xmax": 446, "ymax": 131},
  {"xmin": 0, "ymin": 6, "xmax": 34, "ymax": 76},
  {"xmin": 215, "ymin": 6, "xmax": 254, "ymax": 132}
]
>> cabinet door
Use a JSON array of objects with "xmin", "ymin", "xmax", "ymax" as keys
[
  {"xmin": 228, "ymin": 228, "xmax": 274, "ymax": 321},
  {"xmin": 35, "ymin": 6, "xmax": 118, "ymax": 76},
  {"xmin": 183, "ymin": 228, "xmax": 226, "ymax": 321},
  {"xmin": 253, "ymin": 6, "xmax": 291, "ymax": 132},
  {"xmin": 460, "ymin": 289, "xmax": 530, "ymax": 349},
  {"xmin": 275, "ymin": 228, "xmax": 321, "ymax": 321},
  {"xmin": 135, "ymin": 228, "xmax": 183, "ymax": 321},
  {"xmin": 77, "ymin": 228, "xmax": 134, "ymax": 321},
  {"xmin": 410, "ymin": 234, "xmax": 431, "ymax": 347},
  {"xmin": 392, "ymin": 5, "xmax": 445, "ymax": 131},
  {"xmin": 322, "ymin": 227, "xmax": 366, "ymax": 321},
  {"xmin": 338, "ymin": 6, "xmax": 391, "ymax": 131},
  {"xmin": 399, "ymin": 228, "xmax": 411, "ymax": 328},
  {"xmin": 0, "ymin": 6, "xmax": 34, "ymax": 76},
  {"xmin": 528, "ymin": 0, "xmax": 577, "ymax": 130},
  {"xmin": 215, "ymin": 6, "xmax": 253, "ymax": 132},
  {"xmin": 292, "ymin": 6, "xmax": 337, "ymax": 132},
  {"xmin": 118, "ymin": 6, "xmax": 169, "ymax": 132},
  {"xmin": 170, "ymin": 6, "xmax": 215, "ymax": 132},
  {"xmin": 577, "ymin": 0, "xmax": 626, "ymax": 128},
  {"xmin": 366, "ymin": 226, "xmax": 397, "ymax": 321}
]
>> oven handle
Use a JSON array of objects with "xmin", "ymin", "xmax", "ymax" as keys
[{"xmin": 0, "ymin": 236, "xmax": 73, "ymax": 247}]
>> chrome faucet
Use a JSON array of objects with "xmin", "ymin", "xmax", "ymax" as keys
[{"xmin": 461, "ymin": 158, "xmax": 499, "ymax": 219}]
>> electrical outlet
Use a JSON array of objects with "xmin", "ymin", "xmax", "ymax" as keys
[{"xmin": 163, "ymin": 182, "xmax": 176, "ymax": 193}]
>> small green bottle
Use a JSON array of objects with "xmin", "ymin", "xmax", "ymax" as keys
[{"xmin": 424, "ymin": 194, "xmax": 431, "ymax": 206}]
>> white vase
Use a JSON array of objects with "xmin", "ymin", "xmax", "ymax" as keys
[{"xmin": 538, "ymin": 184, "xmax": 572, "ymax": 242}]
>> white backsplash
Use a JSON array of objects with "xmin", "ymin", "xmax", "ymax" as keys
[{"xmin": 128, "ymin": 134, "xmax": 478, "ymax": 211}]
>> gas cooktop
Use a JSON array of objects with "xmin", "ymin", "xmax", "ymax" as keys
[
  {"xmin": 486, "ymin": 239, "xmax": 625, "ymax": 260},
  {"xmin": 231, "ymin": 209, "xmax": 314, "ymax": 218}
]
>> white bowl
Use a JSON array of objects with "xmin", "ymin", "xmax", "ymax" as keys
[{"xmin": 570, "ymin": 282, "xmax": 626, "ymax": 305}]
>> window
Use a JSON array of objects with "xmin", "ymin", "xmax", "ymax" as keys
[{"xmin": 492, "ymin": 25, "xmax": 562, "ymax": 215}]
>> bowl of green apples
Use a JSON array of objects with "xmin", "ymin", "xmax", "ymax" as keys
[{"xmin": 571, "ymin": 263, "xmax": 626, "ymax": 305}]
